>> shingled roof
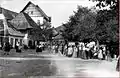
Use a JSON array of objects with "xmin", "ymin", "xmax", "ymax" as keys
[
  {"xmin": 21, "ymin": 1, "xmax": 49, "ymax": 20},
  {"xmin": 10, "ymin": 12, "xmax": 38, "ymax": 30},
  {"xmin": 0, "ymin": 21, "xmax": 24, "ymax": 37},
  {"xmin": 0, "ymin": 7, "xmax": 18, "ymax": 20}
]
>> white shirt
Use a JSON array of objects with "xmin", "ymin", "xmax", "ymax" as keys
[
  {"xmin": 87, "ymin": 41, "xmax": 95, "ymax": 48},
  {"xmin": 103, "ymin": 47, "xmax": 106, "ymax": 51},
  {"xmin": 16, "ymin": 42, "xmax": 20, "ymax": 46},
  {"xmin": 68, "ymin": 47, "xmax": 73, "ymax": 55},
  {"xmin": 85, "ymin": 47, "xmax": 90, "ymax": 51}
]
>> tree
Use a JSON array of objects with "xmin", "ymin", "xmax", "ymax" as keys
[
  {"xmin": 89, "ymin": 0, "xmax": 118, "ymax": 57},
  {"xmin": 62, "ymin": 0, "xmax": 118, "ymax": 44},
  {"xmin": 89, "ymin": 0, "xmax": 117, "ymax": 10},
  {"xmin": 89, "ymin": 0, "xmax": 118, "ymax": 43},
  {"xmin": 62, "ymin": 6, "xmax": 97, "ymax": 42}
]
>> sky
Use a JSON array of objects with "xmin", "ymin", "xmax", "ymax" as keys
[{"xmin": 0, "ymin": 0, "xmax": 97, "ymax": 27}]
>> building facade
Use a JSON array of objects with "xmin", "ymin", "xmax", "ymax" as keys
[
  {"xmin": 21, "ymin": 1, "xmax": 51, "ymax": 29},
  {"xmin": 0, "ymin": 7, "xmax": 24, "ymax": 48},
  {"xmin": 0, "ymin": 1, "xmax": 51, "ymax": 48}
]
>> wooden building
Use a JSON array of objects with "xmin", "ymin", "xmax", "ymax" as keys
[
  {"xmin": 0, "ymin": 1, "xmax": 51, "ymax": 48},
  {"xmin": 21, "ymin": 1, "xmax": 51, "ymax": 29},
  {"xmin": 0, "ymin": 7, "xmax": 24, "ymax": 48}
]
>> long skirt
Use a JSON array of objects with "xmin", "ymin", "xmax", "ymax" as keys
[
  {"xmin": 85, "ymin": 50, "xmax": 89, "ymax": 59},
  {"xmin": 98, "ymin": 51, "xmax": 103, "ymax": 59},
  {"xmin": 81, "ymin": 50, "xmax": 86, "ymax": 59},
  {"xmin": 79, "ymin": 50, "xmax": 82, "ymax": 58},
  {"xmin": 16, "ymin": 46, "xmax": 21, "ymax": 53},
  {"xmin": 68, "ymin": 54, "xmax": 73, "ymax": 57},
  {"xmin": 53, "ymin": 49, "xmax": 56, "ymax": 54},
  {"xmin": 72, "ymin": 51, "xmax": 77, "ymax": 58}
]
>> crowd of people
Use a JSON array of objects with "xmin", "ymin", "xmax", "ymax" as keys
[
  {"xmin": 0, "ymin": 40, "xmax": 118, "ymax": 60},
  {"xmin": 0, "ymin": 41, "xmax": 48, "ymax": 55},
  {"xmin": 0, "ymin": 40, "xmax": 119, "ymax": 71},
  {"xmin": 0, "ymin": 41, "xmax": 24, "ymax": 55},
  {"xmin": 51, "ymin": 40, "xmax": 119, "ymax": 71},
  {"xmin": 51, "ymin": 41, "xmax": 118, "ymax": 61}
]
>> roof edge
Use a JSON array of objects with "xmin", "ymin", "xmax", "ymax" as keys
[{"xmin": 21, "ymin": 1, "xmax": 34, "ymax": 12}]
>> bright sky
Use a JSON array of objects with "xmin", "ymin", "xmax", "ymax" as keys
[{"xmin": 0, "ymin": 0, "xmax": 97, "ymax": 27}]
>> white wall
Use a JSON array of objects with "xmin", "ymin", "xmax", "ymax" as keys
[
  {"xmin": 31, "ymin": 16, "xmax": 43, "ymax": 25},
  {"xmin": 0, "ymin": 14, "xmax": 5, "ymax": 19}
]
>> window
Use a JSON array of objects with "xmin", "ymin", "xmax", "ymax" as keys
[
  {"xmin": 31, "ymin": 11, "xmax": 33, "ymax": 15},
  {"xmin": 37, "ymin": 20, "xmax": 40, "ymax": 26}
]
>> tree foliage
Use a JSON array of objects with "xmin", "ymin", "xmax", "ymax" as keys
[
  {"xmin": 90, "ymin": 0, "xmax": 117, "ymax": 10},
  {"xmin": 90, "ymin": 0, "xmax": 118, "ymax": 43},
  {"xmin": 62, "ymin": 0, "xmax": 118, "ymax": 44},
  {"xmin": 62, "ymin": 6, "xmax": 97, "ymax": 41},
  {"xmin": 61, "ymin": 0, "xmax": 118, "ymax": 56}
]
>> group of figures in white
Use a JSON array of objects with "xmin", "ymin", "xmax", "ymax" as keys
[{"xmin": 51, "ymin": 41, "xmax": 116, "ymax": 61}]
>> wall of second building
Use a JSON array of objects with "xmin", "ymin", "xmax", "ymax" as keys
[
  {"xmin": 0, "ymin": 35, "xmax": 38, "ymax": 49},
  {"xmin": 23, "ymin": 3, "xmax": 44, "ymax": 25},
  {"xmin": 9, "ymin": 36, "xmax": 23, "ymax": 48},
  {"xmin": 9, "ymin": 36, "xmax": 38, "ymax": 49}
]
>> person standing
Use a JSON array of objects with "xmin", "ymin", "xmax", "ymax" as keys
[
  {"xmin": 58, "ymin": 44, "xmax": 62, "ymax": 53},
  {"xmin": 3, "ymin": 42, "xmax": 11, "ymax": 55},
  {"xmin": 58, "ymin": 44, "xmax": 63, "ymax": 56},
  {"xmin": 0, "ymin": 42, "xmax": 2, "ymax": 50},
  {"xmin": 36, "ymin": 44, "xmax": 39, "ymax": 53},
  {"xmin": 79, "ymin": 42, "xmax": 84, "ymax": 58},
  {"xmin": 52, "ymin": 45, "xmax": 56, "ymax": 54},
  {"xmin": 76, "ymin": 44, "xmax": 79, "ymax": 58},
  {"xmin": 56, "ymin": 44, "xmax": 59, "ymax": 53},
  {"xmin": 80, "ymin": 43, "xmax": 86, "ymax": 59},
  {"xmin": 106, "ymin": 47, "xmax": 112, "ymax": 61},
  {"xmin": 61, "ymin": 44, "xmax": 64, "ymax": 55},
  {"xmin": 85, "ymin": 47, "xmax": 90, "ymax": 59},
  {"xmin": 63, "ymin": 44, "xmax": 67, "ymax": 56},
  {"xmin": 102, "ymin": 45, "xmax": 106, "ymax": 60},
  {"xmin": 67, "ymin": 45, "xmax": 73, "ymax": 57},
  {"xmin": 82, "ymin": 45, "xmax": 87, "ymax": 59},
  {"xmin": 36, "ymin": 43, "xmax": 42, "ymax": 53},
  {"xmin": 72, "ymin": 45, "xmax": 77, "ymax": 58},
  {"xmin": 39, "ymin": 44, "xmax": 42, "ymax": 52},
  {"xmin": 16, "ymin": 42, "xmax": 21, "ymax": 53},
  {"xmin": 98, "ymin": 47, "xmax": 103, "ymax": 60},
  {"xmin": 93, "ymin": 45, "xmax": 98, "ymax": 59}
]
